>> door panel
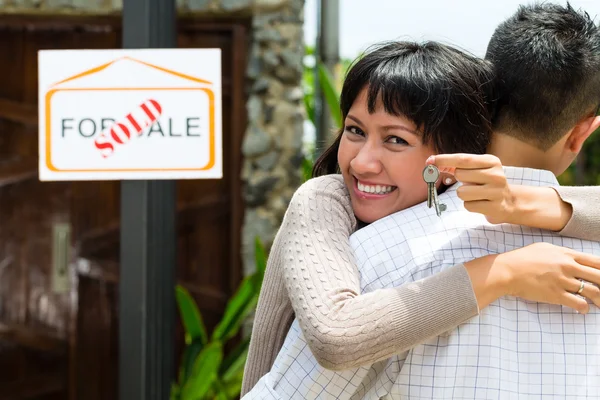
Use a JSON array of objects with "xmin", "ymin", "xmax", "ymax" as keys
[{"xmin": 0, "ymin": 16, "xmax": 248, "ymax": 399}]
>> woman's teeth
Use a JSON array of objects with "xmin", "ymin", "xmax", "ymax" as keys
[{"xmin": 357, "ymin": 181, "xmax": 395, "ymax": 194}]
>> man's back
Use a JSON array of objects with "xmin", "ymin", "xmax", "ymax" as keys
[{"xmin": 350, "ymin": 167, "xmax": 600, "ymax": 399}]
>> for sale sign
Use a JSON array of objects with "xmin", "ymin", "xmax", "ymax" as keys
[{"xmin": 38, "ymin": 49, "xmax": 222, "ymax": 181}]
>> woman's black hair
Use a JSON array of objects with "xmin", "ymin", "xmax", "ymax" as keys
[{"xmin": 313, "ymin": 41, "xmax": 496, "ymax": 177}]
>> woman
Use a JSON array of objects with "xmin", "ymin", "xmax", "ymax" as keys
[{"xmin": 241, "ymin": 41, "xmax": 600, "ymax": 397}]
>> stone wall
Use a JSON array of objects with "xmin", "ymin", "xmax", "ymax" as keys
[
  {"xmin": 239, "ymin": 1, "xmax": 305, "ymax": 276},
  {"xmin": 0, "ymin": 0, "xmax": 306, "ymax": 278}
]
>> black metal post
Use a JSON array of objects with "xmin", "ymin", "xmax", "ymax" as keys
[
  {"xmin": 314, "ymin": 0, "xmax": 339, "ymax": 157},
  {"xmin": 119, "ymin": 0, "xmax": 177, "ymax": 399}
]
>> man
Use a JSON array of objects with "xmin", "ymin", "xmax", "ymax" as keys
[{"xmin": 347, "ymin": 3, "xmax": 600, "ymax": 398}]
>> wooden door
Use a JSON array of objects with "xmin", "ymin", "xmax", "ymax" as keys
[{"xmin": 0, "ymin": 15, "xmax": 248, "ymax": 400}]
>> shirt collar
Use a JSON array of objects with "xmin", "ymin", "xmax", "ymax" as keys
[{"xmin": 502, "ymin": 166, "xmax": 559, "ymax": 187}]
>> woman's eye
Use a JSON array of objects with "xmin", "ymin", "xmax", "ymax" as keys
[
  {"xmin": 345, "ymin": 126, "xmax": 364, "ymax": 136},
  {"xmin": 387, "ymin": 136, "xmax": 408, "ymax": 145}
]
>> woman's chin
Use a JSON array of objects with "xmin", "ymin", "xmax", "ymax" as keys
[{"xmin": 353, "ymin": 207, "xmax": 387, "ymax": 225}]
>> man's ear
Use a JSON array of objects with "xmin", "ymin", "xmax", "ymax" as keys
[{"xmin": 567, "ymin": 114, "xmax": 600, "ymax": 153}]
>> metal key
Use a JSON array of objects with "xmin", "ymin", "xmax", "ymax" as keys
[{"xmin": 423, "ymin": 165, "xmax": 447, "ymax": 217}]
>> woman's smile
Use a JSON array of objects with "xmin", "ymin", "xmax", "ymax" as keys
[{"xmin": 353, "ymin": 177, "xmax": 397, "ymax": 199}]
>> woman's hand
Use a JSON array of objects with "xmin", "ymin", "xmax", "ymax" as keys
[
  {"xmin": 427, "ymin": 153, "xmax": 572, "ymax": 230},
  {"xmin": 464, "ymin": 242, "xmax": 600, "ymax": 314},
  {"xmin": 427, "ymin": 153, "xmax": 516, "ymax": 224}
]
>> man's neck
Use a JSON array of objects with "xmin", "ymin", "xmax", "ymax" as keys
[{"xmin": 488, "ymin": 132, "xmax": 552, "ymax": 170}]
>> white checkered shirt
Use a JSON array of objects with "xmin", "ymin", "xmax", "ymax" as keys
[{"xmin": 244, "ymin": 167, "xmax": 600, "ymax": 399}]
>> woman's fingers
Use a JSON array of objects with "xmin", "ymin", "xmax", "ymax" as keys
[
  {"xmin": 561, "ymin": 292, "xmax": 590, "ymax": 314},
  {"xmin": 428, "ymin": 153, "xmax": 501, "ymax": 170},
  {"xmin": 453, "ymin": 168, "xmax": 498, "ymax": 185},
  {"xmin": 569, "ymin": 277, "xmax": 600, "ymax": 308},
  {"xmin": 572, "ymin": 251, "xmax": 600, "ymax": 271},
  {"xmin": 457, "ymin": 184, "xmax": 499, "ymax": 201},
  {"xmin": 565, "ymin": 253, "xmax": 600, "ymax": 308},
  {"xmin": 571, "ymin": 259, "xmax": 600, "ymax": 287},
  {"xmin": 584, "ymin": 283, "xmax": 600, "ymax": 308},
  {"xmin": 582, "ymin": 282, "xmax": 600, "ymax": 308},
  {"xmin": 439, "ymin": 166, "xmax": 456, "ymax": 176},
  {"xmin": 501, "ymin": 243, "xmax": 600, "ymax": 314}
]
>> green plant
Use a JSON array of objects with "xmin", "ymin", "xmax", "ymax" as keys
[
  {"xmin": 316, "ymin": 63, "xmax": 343, "ymax": 129},
  {"xmin": 303, "ymin": 60, "xmax": 343, "ymax": 131},
  {"xmin": 558, "ymin": 120, "xmax": 600, "ymax": 186},
  {"xmin": 302, "ymin": 155, "xmax": 314, "ymax": 183},
  {"xmin": 302, "ymin": 48, "xmax": 345, "ymax": 181},
  {"xmin": 171, "ymin": 237, "xmax": 267, "ymax": 400}
]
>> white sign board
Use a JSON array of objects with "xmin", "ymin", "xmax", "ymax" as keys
[{"xmin": 38, "ymin": 49, "xmax": 222, "ymax": 181}]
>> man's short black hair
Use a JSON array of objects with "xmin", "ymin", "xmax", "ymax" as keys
[{"xmin": 485, "ymin": 2, "xmax": 600, "ymax": 150}]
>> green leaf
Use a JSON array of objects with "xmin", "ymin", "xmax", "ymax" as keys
[
  {"xmin": 211, "ymin": 276, "xmax": 260, "ymax": 342},
  {"xmin": 170, "ymin": 383, "xmax": 180, "ymax": 400},
  {"xmin": 175, "ymin": 285, "xmax": 208, "ymax": 345},
  {"xmin": 223, "ymin": 372, "xmax": 245, "ymax": 399},
  {"xmin": 181, "ymin": 342, "xmax": 223, "ymax": 400},
  {"xmin": 304, "ymin": 93, "xmax": 316, "ymax": 127},
  {"xmin": 212, "ymin": 241, "xmax": 267, "ymax": 342},
  {"xmin": 216, "ymin": 391, "xmax": 229, "ymax": 400},
  {"xmin": 212, "ymin": 379, "xmax": 230, "ymax": 400},
  {"xmin": 302, "ymin": 156, "xmax": 313, "ymax": 183},
  {"xmin": 220, "ymin": 337, "xmax": 250, "ymax": 381},
  {"xmin": 178, "ymin": 339, "xmax": 204, "ymax": 385},
  {"xmin": 317, "ymin": 63, "xmax": 343, "ymax": 128},
  {"xmin": 254, "ymin": 237, "xmax": 267, "ymax": 277}
]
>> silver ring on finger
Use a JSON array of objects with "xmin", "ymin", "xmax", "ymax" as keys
[{"xmin": 576, "ymin": 279, "xmax": 585, "ymax": 295}]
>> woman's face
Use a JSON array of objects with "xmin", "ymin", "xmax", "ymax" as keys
[{"xmin": 338, "ymin": 88, "xmax": 437, "ymax": 224}]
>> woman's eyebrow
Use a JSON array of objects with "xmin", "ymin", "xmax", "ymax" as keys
[
  {"xmin": 346, "ymin": 114, "xmax": 418, "ymax": 135},
  {"xmin": 381, "ymin": 124, "xmax": 418, "ymax": 135},
  {"xmin": 346, "ymin": 115, "xmax": 363, "ymax": 125}
]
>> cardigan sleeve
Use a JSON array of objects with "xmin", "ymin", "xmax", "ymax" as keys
[{"xmin": 553, "ymin": 185, "xmax": 600, "ymax": 241}]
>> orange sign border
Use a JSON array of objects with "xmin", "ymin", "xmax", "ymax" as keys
[
  {"xmin": 44, "ymin": 87, "xmax": 216, "ymax": 173},
  {"xmin": 42, "ymin": 56, "xmax": 218, "ymax": 174}
]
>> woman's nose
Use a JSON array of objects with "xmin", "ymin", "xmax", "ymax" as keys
[{"xmin": 350, "ymin": 143, "xmax": 382, "ymax": 176}]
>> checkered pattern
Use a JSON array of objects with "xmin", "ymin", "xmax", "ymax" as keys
[{"xmin": 243, "ymin": 167, "xmax": 600, "ymax": 399}]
